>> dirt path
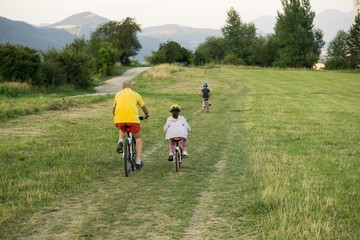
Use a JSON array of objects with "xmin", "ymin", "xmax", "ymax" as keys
[{"xmin": 78, "ymin": 67, "xmax": 150, "ymax": 97}]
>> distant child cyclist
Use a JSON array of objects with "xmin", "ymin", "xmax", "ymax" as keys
[
  {"xmin": 199, "ymin": 83, "xmax": 211, "ymax": 111},
  {"xmin": 163, "ymin": 104, "xmax": 192, "ymax": 161}
]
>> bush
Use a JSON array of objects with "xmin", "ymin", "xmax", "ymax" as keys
[
  {"xmin": 38, "ymin": 59, "xmax": 67, "ymax": 87},
  {"xmin": 223, "ymin": 53, "xmax": 246, "ymax": 65},
  {"xmin": 326, "ymin": 56, "xmax": 350, "ymax": 70},
  {"xmin": 0, "ymin": 43, "xmax": 41, "ymax": 83}
]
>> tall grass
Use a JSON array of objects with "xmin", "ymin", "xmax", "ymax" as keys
[{"xmin": 0, "ymin": 65, "xmax": 359, "ymax": 239}]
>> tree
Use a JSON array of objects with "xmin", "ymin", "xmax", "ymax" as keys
[
  {"xmin": 274, "ymin": 0, "xmax": 323, "ymax": 68},
  {"xmin": 313, "ymin": 28, "xmax": 325, "ymax": 57},
  {"xmin": 93, "ymin": 18, "xmax": 141, "ymax": 65},
  {"xmin": 147, "ymin": 41, "xmax": 192, "ymax": 65},
  {"xmin": 326, "ymin": 30, "xmax": 350, "ymax": 69},
  {"xmin": 221, "ymin": 7, "xmax": 256, "ymax": 65},
  {"xmin": 248, "ymin": 34, "xmax": 278, "ymax": 67},
  {"xmin": 348, "ymin": 13, "xmax": 360, "ymax": 68},
  {"xmin": 193, "ymin": 37, "xmax": 225, "ymax": 65},
  {"xmin": 88, "ymin": 35, "xmax": 120, "ymax": 76}
]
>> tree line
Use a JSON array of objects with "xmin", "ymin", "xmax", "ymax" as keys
[
  {"xmin": 1, "ymin": 0, "xmax": 359, "ymax": 89},
  {"xmin": 0, "ymin": 17, "xmax": 141, "ymax": 88}
]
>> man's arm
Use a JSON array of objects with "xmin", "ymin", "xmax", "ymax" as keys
[{"xmin": 141, "ymin": 105, "xmax": 149, "ymax": 118}]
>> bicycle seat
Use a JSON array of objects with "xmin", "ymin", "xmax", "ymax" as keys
[{"xmin": 171, "ymin": 137, "xmax": 182, "ymax": 141}]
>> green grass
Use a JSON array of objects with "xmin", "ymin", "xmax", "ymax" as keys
[
  {"xmin": 0, "ymin": 65, "xmax": 359, "ymax": 239},
  {"xmin": 0, "ymin": 65, "xmax": 132, "ymax": 122}
]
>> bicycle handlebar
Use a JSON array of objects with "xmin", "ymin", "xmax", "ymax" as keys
[{"xmin": 139, "ymin": 115, "xmax": 149, "ymax": 120}]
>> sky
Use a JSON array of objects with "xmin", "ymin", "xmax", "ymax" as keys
[{"xmin": 0, "ymin": 0, "xmax": 354, "ymax": 29}]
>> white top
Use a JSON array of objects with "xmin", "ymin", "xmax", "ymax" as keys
[{"xmin": 163, "ymin": 115, "xmax": 191, "ymax": 140}]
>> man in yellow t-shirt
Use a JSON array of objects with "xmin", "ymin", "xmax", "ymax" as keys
[{"xmin": 113, "ymin": 80, "xmax": 149, "ymax": 169}]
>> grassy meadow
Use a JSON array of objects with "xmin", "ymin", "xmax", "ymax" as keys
[{"xmin": 0, "ymin": 65, "xmax": 359, "ymax": 239}]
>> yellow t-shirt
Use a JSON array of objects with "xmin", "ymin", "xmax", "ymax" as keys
[{"xmin": 113, "ymin": 88, "xmax": 145, "ymax": 124}]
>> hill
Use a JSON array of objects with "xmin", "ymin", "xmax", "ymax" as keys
[
  {"xmin": 253, "ymin": 9, "xmax": 354, "ymax": 46},
  {"xmin": 314, "ymin": 9, "xmax": 354, "ymax": 45},
  {"xmin": 253, "ymin": 15, "xmax": 277, "ymax": 35},
  {"xmin": 47, "ymin": 11, "xmax": 109, "ymax": 39},
  {"xmin": 138, "ymin": 24, "xmax": 221, "ymax": 62},
  {"xmin": 0, "ymin": 16, "xmax": 75, "ymax": 51}
]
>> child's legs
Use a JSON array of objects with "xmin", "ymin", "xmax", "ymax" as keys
[
  {"xmin": 182, "ymin": 138, "xmax": 188, "ymax": 151},
  {"xmin": 203, "ymin": 98, "xmax": 209, "ymax": 108},
  {"xmin": 169, "ymin": 139, "xmax": 175, "ymax": 153}
]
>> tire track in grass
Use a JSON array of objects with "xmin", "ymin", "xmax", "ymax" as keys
[
  {"xmin": 181, "ymin": 90, "xmax": 235, "ymax": 239},
  {"xmin": 19, "ymin": 142, "xmax": 164, "ymax": 240},
  {"xmin": 181, "ymin": 71, "xmax": 249, "ymax": 239},
  {"xmin": 181, "ymin": 158, "xmax": 227, "ymax": 239}
]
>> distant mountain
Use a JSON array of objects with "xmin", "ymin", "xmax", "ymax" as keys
[
  {"xmin": 137, "ymin": 24, "xmax": 221, "ymax": 62},
  {"xmin": 140, "ymin": 24, "xmax": 221, "ymax": 47},
  {"xmin": 253, "ymin": 15, "xmax": 277, "ymax": 35},
  {"xmin": 47, "ymin": 11, "xmax": 109, "ymax": 39},
  {"xmin": 253, "ymin": 9, "xmax": 353, "ymax": 46},
  {"xmin": 314, "ymin": 9, "xmax": 353, "ymax": 45},
  {"xmin": 0, "ymin": 16, "xmax": 75, "ymax": 51}
]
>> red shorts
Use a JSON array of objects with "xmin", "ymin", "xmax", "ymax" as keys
[{"xmin": 115, "ymin": 123, "xmax": 141, "ymax": 135}]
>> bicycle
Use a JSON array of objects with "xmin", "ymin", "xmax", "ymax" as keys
[
  {"xmin": 123, "ymin": 116, "xmax": 145, "ymax": 177},
  {"xmin": 203, "ymin": 98, "xmax": 210, "ymax": 112},
  {"xmin": 171, "ymin": 138, "xmax": 185, "ymax": 172}
]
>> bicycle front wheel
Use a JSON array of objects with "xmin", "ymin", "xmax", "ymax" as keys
[
  {"xmin": 124, "ymin": 139, "xmax": 131, "ymax": 177},
  {"xmin": 175, "ymin": 149, "xmax": 181, "ymax": 172}
]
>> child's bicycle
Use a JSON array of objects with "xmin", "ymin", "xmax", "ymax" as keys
[
  {"xmin": 171, "ymin": 138, "xmax": 185, "ymax": 172},
  {"xmin": 123, "ymin": 116, "xmax": 145, "ymax": 177},
  {"xmin": 203, "ymin": 98, "xmax": 211, "ymax": 112}
]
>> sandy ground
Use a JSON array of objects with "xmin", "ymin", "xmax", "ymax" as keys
[{"xmin": 77, "ymin": 67, "xmax": 150, "ymax": 97}]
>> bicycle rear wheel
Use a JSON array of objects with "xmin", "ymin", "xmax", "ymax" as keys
[
  {"xmin": 175, "ymin": 149, "xmax": 181, "ymax": 172},
  {"xmin": 124, "ymin": 139, "xmax": 131, "ymax": 177},
  {"xmin": 204, "ymin": 100, "xmax": 209, "ymax": 112}
]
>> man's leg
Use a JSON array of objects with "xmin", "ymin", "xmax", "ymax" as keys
[
  {"xmin": 135, "ymin": 135, "xmax": 142, "ymax": 160},
  {"xmin": 134, "ymin": 130, "xmax": 144, "ymax": 169},
  {"xmin": 116, "ymin": 129, "xmax": 126, "ymax": 153},
  {"xmin": 119, "ymin": 129, "xmax": 125, "ymax": 141}
]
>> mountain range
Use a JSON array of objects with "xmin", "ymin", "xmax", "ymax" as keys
[{"xmin": 0, "ymin": 11, "xmax": 354, "ymax": 63}]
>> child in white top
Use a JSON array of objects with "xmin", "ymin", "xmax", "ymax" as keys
[{"xmin": 163, "ymin": 104, "xmax": 191, "ymax": 161}]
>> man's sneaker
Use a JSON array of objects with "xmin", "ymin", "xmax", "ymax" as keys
[
  {"xmin": 116, "ymin": 142, "xmax": 123, "ymax": 153},
  {"xmin": 183, "ymin": 151, "xmax": 189, "ymax": 158},
  {"xmin": 135, "ymin": 161, "xmax": 144, "ymax": 170},
  {"xmin": 168, "ymin": 153, "xmax": 174, "ymax": 161}
]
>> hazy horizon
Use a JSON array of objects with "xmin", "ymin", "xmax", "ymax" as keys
[{"xmin": 0, "ymin": 0, "xmax": 354, "ymax": 29}]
